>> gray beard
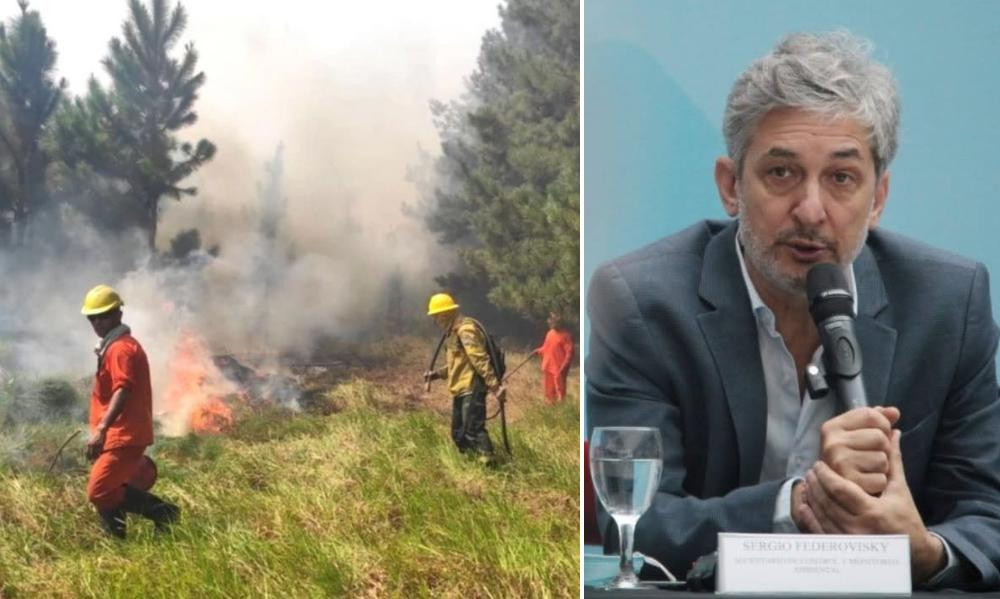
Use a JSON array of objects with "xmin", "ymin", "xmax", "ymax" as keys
[{"xmin": 736, "ymin": 200, "xmax": 868, "ymax": 296}]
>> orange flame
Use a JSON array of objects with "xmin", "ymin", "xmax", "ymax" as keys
[
  {"xmin": 161, "ymin": 331, "xmax": 241, "ymax": 434},
  {"xmin": 191, "ymin": 395, "xmax": 234, "ymax": 433}
]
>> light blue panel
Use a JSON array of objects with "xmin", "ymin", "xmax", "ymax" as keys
[{"xmin": 584, "ymin": 0, "xmax": 1000, "ymax": 389}]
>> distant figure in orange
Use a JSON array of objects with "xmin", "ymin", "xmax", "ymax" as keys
[{"xmin": 535, "ymin": 312, "xmax": 574, "ymax": 403}]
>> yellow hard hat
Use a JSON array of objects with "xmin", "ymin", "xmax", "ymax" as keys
[
  {"xmin": 81, "ymin": 284, "xmax": 124, "ymax": 316},
  {"xmin": 427, "ymin": 293, "xmax": 459, "ymax": 316}
]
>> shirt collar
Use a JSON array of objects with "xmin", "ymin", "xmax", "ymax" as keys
[{"xmin": 734, "ymin": 229, "xmax": 858, "ymax": 321}]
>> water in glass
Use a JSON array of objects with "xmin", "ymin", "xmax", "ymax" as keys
[
  {"xmin": 591, "ymin": 457, "xmax": 662, "ymax": 524},
  {"xmin": 589, "ymin": 427, "xmax": 662, "ymax": 590}
]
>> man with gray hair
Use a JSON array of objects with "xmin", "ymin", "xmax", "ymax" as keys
[{"xmin": 587, "ymin": 31, "xmax": 1000, "ymax": 589}]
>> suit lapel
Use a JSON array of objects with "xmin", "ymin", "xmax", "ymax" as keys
[
  {"xmin": 694, "ymin": 224, "xmax": 899, "ymax": 484},
  {"xmin": 852, "ymin": 246, "xmax": 897, "ymax": 408},
  {"xmin": 696, "ymin": 222, "xmax": 768, "ymax": 485}
]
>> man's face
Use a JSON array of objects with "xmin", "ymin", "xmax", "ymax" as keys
[
  {"xmin": 432, "ymin": 310, "xmax": 457, "ymax": 331},
  {"xmin": 87, "ymin": 311, "xmax": 118, "ymax": 338},
  {"xmin": 715, "ymin": 108, "xmax": 889, "ymax": 296},
  {"xmin": 547, "ymin": 314, "xmax": 559, "ymax": 329}
]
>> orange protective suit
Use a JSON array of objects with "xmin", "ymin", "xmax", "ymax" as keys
[
  {"xmin": 87, "ymin": 334, "xmax": 154, "ymax": 510},
  {"xmin": 87, "ymin": 447, "xmax": 147, "ymax": 510},
  {"xmin": 537, "ymin": 328, "xmax": 574, "ymax": 403}
]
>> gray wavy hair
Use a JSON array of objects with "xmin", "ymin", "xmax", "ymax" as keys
[{"xmin": 723, "ymin": 31, "xmax": 900, "ymax": 176}]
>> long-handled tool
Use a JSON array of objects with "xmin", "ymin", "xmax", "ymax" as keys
[
  {"xmin": 502, "ymin": 352, "xmax": 536, "ymax": 383},
  {"xmin": 47, "ymin": 429, "xmax": 81, "ymax": 474},
  {"xmin": 424, "ymin": 330, "xmax": 449, "ymax": 392}
]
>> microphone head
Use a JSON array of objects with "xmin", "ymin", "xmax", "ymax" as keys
[{"xmin": 807, "ymin": 263, "xmax": 854, "ymax": 322}]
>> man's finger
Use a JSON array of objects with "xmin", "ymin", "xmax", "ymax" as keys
[
  {"xmin": 853, "ymin": 472, "xmax": 889, "ymax": 495},
  {"xmin": 874, "ymin": 406, "xmax": 901, "ymax": 426},
  {"xmin": 835, "ymin": 429, "xmax": 893, "ymax": 454},
  {"xmin": 822, "ymin": 435, "xmax": 892, "ymax": 479},
  {"xmin": 844, "ymin": 407, "xmax": 895, "ymax": 433},
  {"xmin": 827, "ymin": 451, "xmax": 890, "ymax": 495},
  {"xmin": 821, "ymin": 407, "xmax": 894, "ymax": 441},
  {"xmin": 850, "ymin": 449, "xmax": 891, "ymax": 474},
  {"xmin": 795, "ymin": 484, "xmax": 824, "ymax": 534},
  {"xmin": 812, "ymin": 461, "xmax": 871, "ymax": 516},
  {"xmin": 805, "ymin": 469, "xmax": 847, "ymax": 533},
  {"xmin": 886, "ymin": 429, "xmax": 908, "ymax": 490},
  {"xmin": 796, "ymin": 502, "xmax": 825, "ymax": 534}
]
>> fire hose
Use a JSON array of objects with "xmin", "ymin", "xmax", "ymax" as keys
[
  {"xmin": 494, "ymin": 392, "xmax": 511, "ymax": 456},
  {"xmin": 484, "ymin": 353, "xmax": 536, "ymax": 457},
  {"xmin": 485, "ymin": 352, "xmax": 536, "ymax": 426}
]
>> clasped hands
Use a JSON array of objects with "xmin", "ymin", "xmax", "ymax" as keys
[{"xmin": 792, "ymin": 406, "xmax": 946, "ymax": 582}]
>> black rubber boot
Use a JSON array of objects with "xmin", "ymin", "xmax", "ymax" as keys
[
  {"xmin": 97, "ymin": 507, "xmax": 126, "ymax": 539},
  {"xmin": 121, "ymin": 485, "xmax": 180, "ymax": 532}
]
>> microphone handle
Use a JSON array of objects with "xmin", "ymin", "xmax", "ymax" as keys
[
  {"xmin": 832, "ymin": 374, "xmax": 868, "ymax": 411},
  {"xmin": 818, "ymin": 315, "xmax": 868, "ymax": 411}
]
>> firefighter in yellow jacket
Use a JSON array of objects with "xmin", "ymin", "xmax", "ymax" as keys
[{"xmin": 423, "ymin": 293, "xmax": 506, "ymax": 456}]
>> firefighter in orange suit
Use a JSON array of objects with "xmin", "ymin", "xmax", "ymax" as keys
[
  {"xmin": 423, "ymin": 293, "xmax": 506, "ymax": 457},
  {"xmin": 82, "ymin": 284, "xmax": 179, "ymax": 538},
  {"xmin": 535, "ymin": 312, "xmax": 574, "ymax": 403}
]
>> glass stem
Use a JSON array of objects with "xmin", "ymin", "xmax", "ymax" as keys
[{"xmin": 617, "ymin": 519, "xmax": 637, "ymax": 578}]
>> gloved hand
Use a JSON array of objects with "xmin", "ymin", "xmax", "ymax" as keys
[{"xmin": 423, "ymin": 370, "xmax": 442, "ymax": 382}]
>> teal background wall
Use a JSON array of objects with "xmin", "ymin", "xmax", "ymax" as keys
[{"xmin": 584, "ymin": 0, "xmax": 1000, "ymax": 380}]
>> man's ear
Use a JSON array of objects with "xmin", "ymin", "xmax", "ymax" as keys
[
  {"xmin": 868, "ymin": 169, "xmax": 890, "ymax": 228},
  {"xmin": 715, "ymin": 157, "xmax": 740, "ymax": 217}
]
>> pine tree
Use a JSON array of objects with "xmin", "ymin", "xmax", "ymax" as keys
[
  {"xmin": 0, "ymin": 0, "xmax": 65, "ymax": 246},
  {"xmin": 425, "ymin": 0, "xmax": 579, "ymax": 324},
  {"xmin": 52, "ymin": 0, "xmax": 215, "ymax": 250}
]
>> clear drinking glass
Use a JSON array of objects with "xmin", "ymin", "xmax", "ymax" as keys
[{"xmin": 589, "ymin": 426, "xmax": 663, "ymax": 589}]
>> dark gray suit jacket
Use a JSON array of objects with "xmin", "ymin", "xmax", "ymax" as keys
[{"xmin": 586, "ymin": 219, "xmax": 1000, "ymax": 589}]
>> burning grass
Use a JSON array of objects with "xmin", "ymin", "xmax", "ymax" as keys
[{"xmin": 0, "ymin": 335, "xmax": 579, "ymax": 597}]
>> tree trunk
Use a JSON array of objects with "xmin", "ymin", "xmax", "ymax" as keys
[
  {"xmin": 0, "ymin": 211, "xmax": 12, "ymax": 247},
  {"xmin": 11, "ymin": 160, "xmax": 27, "ymax": 247},
  {"xmin": 147, "ymin": 199, "xmax": 158, "ymax": 252},
  {"xmin": 11, "ymin": 208, "xmax": 24, "ymax": 247},
  {"xmin": 11, "ymin": 184, "xmax": 27, "ymax": 247}
]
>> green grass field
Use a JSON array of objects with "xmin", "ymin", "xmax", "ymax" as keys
[{"xmin": 0, "ymin": 339, "xmax": 580, "ymax": 598}]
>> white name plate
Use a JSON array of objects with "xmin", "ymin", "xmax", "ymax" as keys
[{"xmin": 717, "ymin": 533, "xmax": 911, "ymax": 595}]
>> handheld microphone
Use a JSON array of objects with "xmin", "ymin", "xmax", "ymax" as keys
[{"xmin": 806, "ymin": 263, "xmax": 868, "ymax": 411}]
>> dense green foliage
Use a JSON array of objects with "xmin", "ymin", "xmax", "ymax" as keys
[
  {"xmin": 426, "ymin": 0, "xmax": 580, "ymax": 324},
  {"xmin": 0, "ymin": 347, "xmax": 580, "ymax": 598},
  {"xmin": 50, "ymin": 0, "xmax": 215, "ymax": 249},
  {"xmin": 0, "ymin": 0, "xmax": 64, "ymax": 246}
]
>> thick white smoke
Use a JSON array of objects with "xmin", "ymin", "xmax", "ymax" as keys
[{"xmin": 0, "ymin": 1, "xmax": 501, "ymax": 435}]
